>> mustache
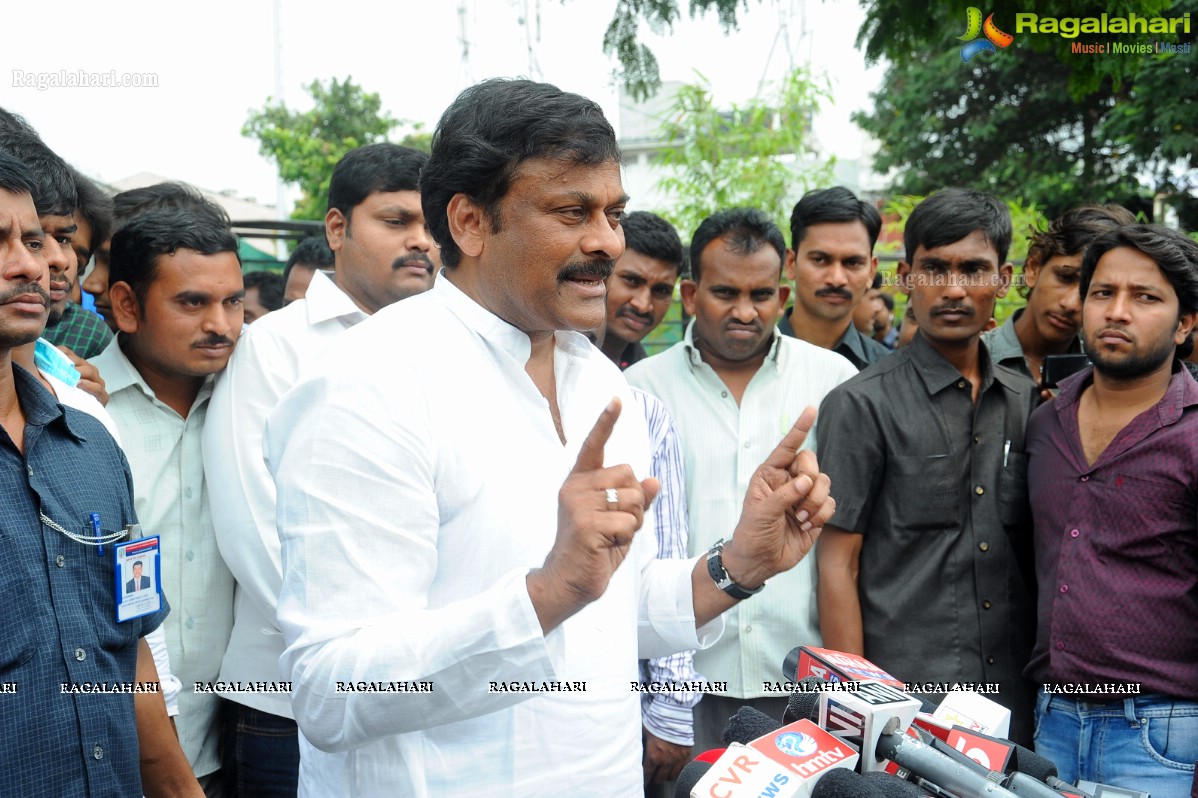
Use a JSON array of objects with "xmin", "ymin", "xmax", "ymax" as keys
[
  {"xmin": 0, "ymin": 283, "xmax": 50, "ymax": 306},
  {"xmin": 193, "ymin": 335, "xmax": 235, "ymax": 348},
  {"xmin": 814, "ymin": 287, "xmax": 853, "ymax": 301},
  {"xmin": 931, "ymin": 303, "xmax": 974, "ymax": 317},
  {"xmin": 724, "ymin": 321, "xmax": 763, "ymax": 334},
  {"xmin": 616, "ymin": 306, "xmax": 653, "ymax": 324},
  {"xmin": 558, "ymin": 260, "xmax": 614, "ymax": 282},
  {"xmin": 392, "ymin": 253, "xmax": 435, "ymax": 274}
]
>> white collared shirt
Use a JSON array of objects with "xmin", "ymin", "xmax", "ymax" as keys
[
  {"xmin": 265, "ymin": 275, "xmax": 721, "ymax": 797},
  {"xmin": 203, "ymin": 270, "xmax": 367, "ymax": 717},
  {"xmin": 90, "ymin": 339, "xmax": 232, "ymax": 777},
  {"xmin": 625, "ymin": 322, "xmax": 857, "ymax": 697}
]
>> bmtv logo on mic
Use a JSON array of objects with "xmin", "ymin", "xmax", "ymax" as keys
[{"xmin": 750, "ymin": 720, "xmax": 859, "ymax": 780}]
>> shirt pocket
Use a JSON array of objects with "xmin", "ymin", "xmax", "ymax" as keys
[
  {"xmin": 998, "ymin": 450, "xmax": 1030, "ymax": 529},
  {"xmin": 0, "ymin": 536, "xmax": 42, "ymax": 675},
  {"xmin": 891, "ymin": 453, "xmax": 960, "ymax": 533}
]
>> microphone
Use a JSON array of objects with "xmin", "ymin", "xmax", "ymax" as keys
[
  {"xmin": 861, "ymin": 771, "xmax": 936, "ymax": 798},
  {"xmin": 933, "ymin": 690, "xmax": 1012, "ymax": 739},
  {"xmin": 783, "ymin": 646, "xmax": 905, "ymax": 689},
  {"xmin": 817, "ymin": 681, "xmax": 922, "ymax": 773},
  {"xmin": 696, "ymin": 748, "xmax": 729, "ymax": 764},
  {"xmin": 811, "ymin": 769, "xmax": 936, "ymax": 798},
  {"xmin": 691, "ymin": 720, "xmax": 859, "ymax": 797},
  {"xmin": 876, "ymin": 726, "xmax": 1022, "ymax": 798},
  {"xmin": 676, "ymin": 759, "xmax": 714, "ymax": 798},
  {"xmin": 722, "ymin": 706, "xmax": 782, "ymax": 745},
  {"xmin": 783, "ymin": 677, "xmax": 827, "ymax": 724}
]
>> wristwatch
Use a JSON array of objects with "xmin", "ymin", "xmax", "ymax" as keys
[{"xmin": 706, "ymin": 538, "xmax": 764, "ymax": 600}]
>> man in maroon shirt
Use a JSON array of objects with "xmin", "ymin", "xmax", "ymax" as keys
[{"xmin": 1026, "ymin": 224, "xmax": 1198, "ymax": 798}]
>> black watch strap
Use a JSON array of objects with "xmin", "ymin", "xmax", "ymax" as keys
[{"xmin": 706, "ymin": 539, "xmax": 764, "ymax": 600}]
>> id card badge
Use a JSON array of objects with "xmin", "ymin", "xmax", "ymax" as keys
[{"xmin": 114, "ymin": 536, "xmax": 162, "ymax": 622}]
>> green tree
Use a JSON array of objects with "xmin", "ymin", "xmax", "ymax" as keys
[
  {"xmin": 243, "ymin": 77, "xmax": 398, "ymax": 220},
  {"xmin": 852, "ymin": 0, "xmax": 1196, "ymax": 216},
  {"xmin": 651, "ymin": 67, "xmax": 833, "ymax": 241}
]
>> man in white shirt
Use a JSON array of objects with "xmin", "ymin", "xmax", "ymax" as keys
[
  {"xmin": 91, "ymin": 208, "xmax": 244, "ymax": 795},
  {"xmin": 266, "ymin": 78, "xmax": 837, "ymax": 797},
  {"xmin": 202, "ymin": 143, "xmax": 434, "ymax": 797},
  {"xmin": 625, "ymin": 207, "xmax": 858, "ymax": 753}
]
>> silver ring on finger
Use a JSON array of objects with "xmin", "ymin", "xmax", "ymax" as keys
[{"xmin": 604, "ymin": 488, "xmax": 619, "ymax": 509}]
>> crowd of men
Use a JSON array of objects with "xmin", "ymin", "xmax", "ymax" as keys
[{"xmin": 1, "ymin": 78, "xmax": 1195, "ymax": 798}]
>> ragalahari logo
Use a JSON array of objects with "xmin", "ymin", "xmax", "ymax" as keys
[{"xmin": 959, "ymin": 7, "xmax": 1015, "ymax": 62}]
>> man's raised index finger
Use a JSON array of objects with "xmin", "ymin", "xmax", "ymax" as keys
[
  {"xmin": 572, "ymin": 397, "xmax": 621, "ymax": 474},
  {"xmin": 763, "ymin": 406, "xmax": 817, "ymax": 470}
]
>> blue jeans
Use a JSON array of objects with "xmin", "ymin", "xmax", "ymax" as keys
[
  {"xmin": 220, "ymin": 700, "xmax": 300, "ymax": 798},
  {"xmin": 1034, "ymin": 691, "xmax": 1197, "ymax": 798}
]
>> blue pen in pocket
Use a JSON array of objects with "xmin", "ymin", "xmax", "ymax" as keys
[{"xmin": 91, "ymin": 512, "xmax": 103, "ymax": 555}]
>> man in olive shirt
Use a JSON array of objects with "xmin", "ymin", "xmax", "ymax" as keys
[{"xmin": 816, "ymin": 189, "xmax": 1039, "ymax": 745}]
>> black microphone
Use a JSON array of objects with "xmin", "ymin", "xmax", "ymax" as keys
[
  {"xmin": 783, "ymin": 677, "xmax": 827, "ymax": 724},
  {"xmin": 674, "ymin": 759, "xmax": 712, "ymax": 798},
  {"xmin": 862, "ymin": 770, "xmax": 938, "ymax": 798},
  {"xmin": 813, "ymin": 767, "xmax": 938, "ymax": 798},
  {"xmin": 721, "ymin": 706, "xmax": 782, "ymax": 746}
]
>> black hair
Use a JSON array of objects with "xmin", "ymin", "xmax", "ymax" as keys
[
  {"xmin": 789, "ymin": 186, "xmax": 882, "ymax": 251},
  {"xmin": 68, "ymin": 166, "xmax": 114, "ymax": 253},
  {"xmin": 1022, "ymin": 204, "xmax": 1136, "ymax": 298},
  {"xmin": 243, "ymin": 271, "xmax": 284, "ymax": 312},
  {"xmin": 0, "ymin": 150, "xmax": 34, "ymax": 197},
  {"xmin": 0, "ymin": 108, "xmax": 78, "ymax": 217},
  {"xmin": 903, "ymin": 188, "xmax": 1011, "ymax": 265},
  {"xmin": 327, "ymin": 143, "xmax": 428, "ymax": 228},
  {"xmin": 1080, "ymin": 225, "xmax": 1198, "ymax": 319},
  {"xmin": 621, "ymin": 211, "xmax": 684, "ymax": 273},
  {"xmin": 689, "ymin": 208, "xmax": 786, "ymax": 282},
  {"xmin": 112, "ymin": 182, "xmax": 230, "ymax": 233},
  {"xmin": 283, "ymin": 236, "xmax": 334, "ymax": 286},
  {"xmin": 132, "ymin": 561, "xmax": 143, "ymax": 568},
  {"xmin": 421, "ymin": 78, "xmax": 622, "ymax": 268},
  {"xmin": 110, "ymin": 208, "xmax": 240, "ymax": 308},
  {"xmin": 878, "ymin": 291, "xmax": 895, "ymax": 312}
]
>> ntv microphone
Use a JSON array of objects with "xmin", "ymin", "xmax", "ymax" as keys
[{"xmin": 691, "ymin": 719, "xmax": 859, "ymax": 796}]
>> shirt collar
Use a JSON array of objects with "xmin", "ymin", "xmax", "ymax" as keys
[
  {"xmin": 1056, "ymin": 359, "xmax": 1198, "ymax": 423},
  {"xmin": 834, "ymin": 324, "xmax": 870, "ymax": 365},
  {"xmin": 433, "ymin": 272, "xmax": 593, "ymax": 362},
  {"xmin": 304, "ymin": 269, "xmax": 369, "ymax": 326},
  {"xmin": 95, "ymin": 336, "xmax": 214, "ymax": 408},
  {"xmin": 985, "ymin": 308, "xmax": 1027, "ymax": 367},
  {"xmin": 683, "ymin": 319, "xmax": 783, "ymax": 371},
  {"xmin": 11, "ymin": 363, "xmax": 88, "ymax": 441},
  {"xmin": 908, "ymin": 331, "xmax": 998, "ymax": 395}
]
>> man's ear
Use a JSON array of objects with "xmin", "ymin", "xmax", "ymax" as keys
[
  {"xmin": 997, "ymin": 262, "xmax": 1015, "ymax": 300},
  {"xmin": 680, "ymin": 279, "xmax": 699, "ymax": 317},
  {"xmin": 784, "ymin": 249, "xmax": 796, "ymax": 282},
  {"xmin": 777, "ymin": 284, "xmax": 791, "ymax": 307},
  {"xmin": 108, "ymin": 281, "xmax": 141, "ymax": 334},
  {"xmin": 896, "ymin": 261, "xmax": 912, "ymax": 297},
  {"xmin": 1175, "ymin": 310, "xmax": 1197, "ymax": 347},
  {"xmin": 447, "ymin": 193, "xmax": 485, "ymax": 259},
  {"xmin": 325, "ymin": 208, "xmax": 348, "ymax": 253}
]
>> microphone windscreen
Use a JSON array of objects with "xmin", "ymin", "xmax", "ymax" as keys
[
  {"xmin": 674, "ymin": 760, "xmax": 712, "ymax": 798},
  {"xmin": 784, "ymin": 686, "xmax": 821, "ymax": 724},
  {"xmin": 1011, "ymin": 745, "xmax": 1059, "ymax": 780},
  {"xmin": 862, "ymin": 770, "xmax": 935, "ymax": 797},
  {"xmin": 720, "ymin": 706, "xmax": 782, "ymax": 745},
  {"xmin": 811, "ymin": 768, "xmax": 867, "ymax": 798}
]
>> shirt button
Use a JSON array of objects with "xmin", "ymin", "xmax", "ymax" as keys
[
  {"xmin": 1056, "ymin": 641, "xmax": 1065, "ymax": 650},
  {"xmin": 74, "ymin": 648, "xmax": 86, "ymax": 661},
  {"xmin": 186, "ymin": 618, "xmax": 195, "ymax": 629},
  {"xmin": 745, "ymin": 625, "xmax": 752, "ymax": 633},
  {"xmin": 986, "ymin": 656, "xmax": 995, "ymax": 665},
  {"xmin": 93, "ymin": 745, "xmax": 103, "ymax": 760},
  {"xmin": 26, "ymin": 465, "xmax": 34, "ymax": 477},
  {"xmin": 982, "ymin": 600, "xmax": 992, "ymax": 610},
  {"xmin": 55, "ymin": 554, "xmax": 65, "ymax": 567},
  {"xmin": 186, "ymin": 551, "xmax": 196, "ymax": 562},
  {"xmin": 1070, "ymin": 529, "xmax": 1080, "ymax": 538},
  {"xmin": 744, "ymin": 442, "xmax": 751, "ymax": 449},
  {"xmin": 979, "ymin": 542, "xmax": 989, "ymax": 552},
  {"xmin": 184, "ymin": 486, "xmax": 193, "ymax": 499},
  {"xmin": 973, "ymin": 435, "xmax": 980, "ymax": 444},
  {"xmin": 1080, "ymin": 476, "xmax": 1089, "ymax": 482},
  {"xmin": 1060, "ymin": 584, "xmax": 1069, "ymax": 594},
  {"xmin": 975, "ymin": 486, "xmax": 985, "ymax": 496},
  {"xmin": 721, "ymin": 391, "xmax": 728, "ymax": 398},
  {"xmin": 957, "ymin": 380, "xmax": 966, "ymax": 389}
]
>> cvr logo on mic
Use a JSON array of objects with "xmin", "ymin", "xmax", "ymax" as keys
[{"xmin": 750, "ymin": 720, "xmax": 858, "ymax": 780}]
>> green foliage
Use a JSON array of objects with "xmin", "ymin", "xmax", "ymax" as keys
[
  {"xmin": 602, "ymin": 0, "xmax": 754, "ymax": 100},
  {"xmin": 854, "ymin": 0, "xmax": 1196, "ymax": 217},
  {"xmin": 651, "ymin": 68, "xmax": 834, "ymax": 242},
  {"xmin": 243, "ymin": 77, "xmax": 398, "ymax": 220}
]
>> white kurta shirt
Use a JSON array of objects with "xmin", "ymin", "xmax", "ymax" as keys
[
  {"xmin": 265, "ymin": 275, "xmax": 721, "ymax": 797},
  {"xmin": 203, "ymin": 270, "xmax": 367, "ymax": 718},
  {"xmin": 625, "ymin": 323, "xmax": 858, "ymax": 698},
  {"xmin": 91, "ymin": 338, "xmax": 232, "ymax": 777}
]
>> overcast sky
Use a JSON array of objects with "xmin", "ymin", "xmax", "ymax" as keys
[{"xmin": 1, "ymin": 0, "xmax": 882, "ymax": 213}]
